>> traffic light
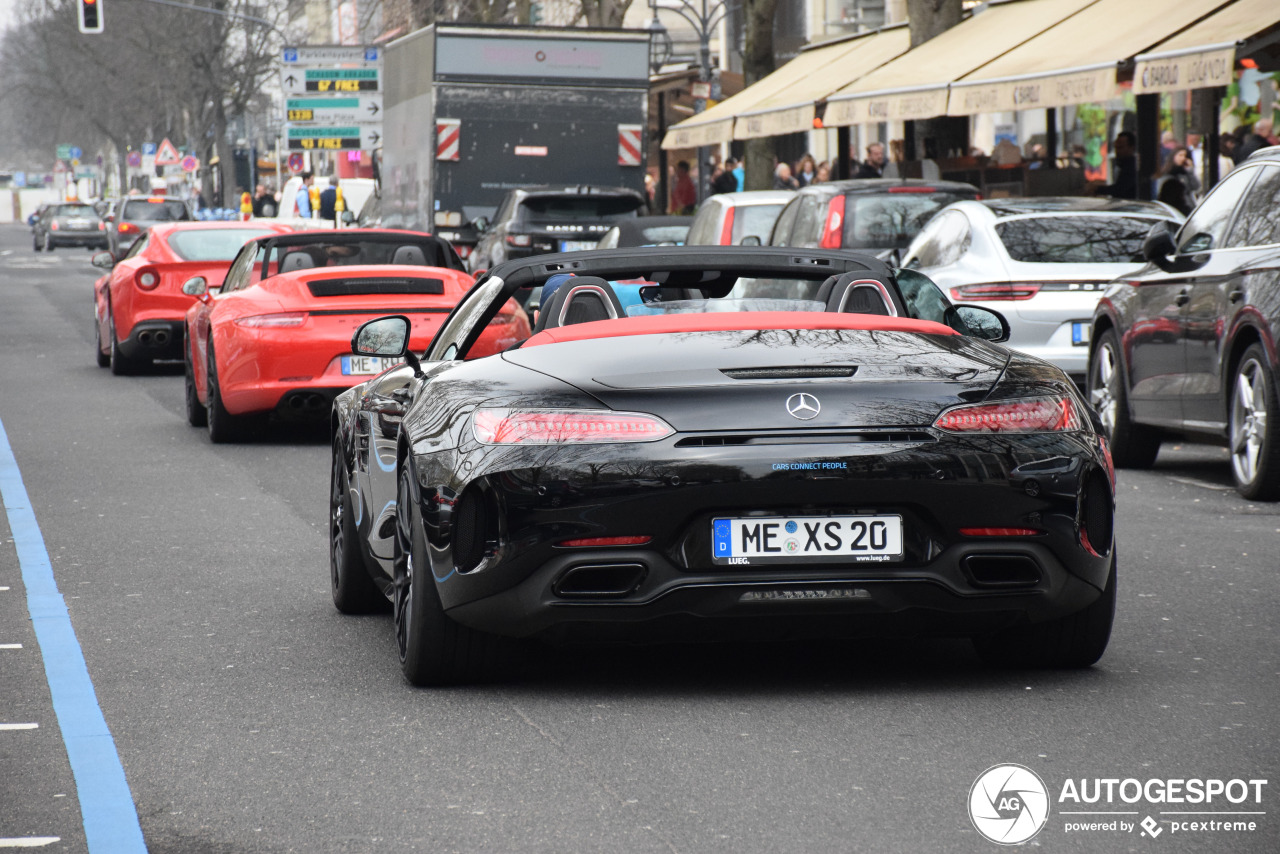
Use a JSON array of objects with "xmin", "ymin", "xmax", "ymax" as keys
[{"xmin": 78, "ymin": 0, "xmax": 104, "ymax": 34}]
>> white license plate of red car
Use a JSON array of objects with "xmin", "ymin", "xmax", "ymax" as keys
[{"xmin": 341, "ymin": 355, "xmax": 400, "ymax": 376}]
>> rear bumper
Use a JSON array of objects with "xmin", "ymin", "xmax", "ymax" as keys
[
  {"xmin": 48, "ymin": 233, "xmax": 108, "ymax": 248},
  {"xmin": 115, "ymin": 320, "xmax": 185, "ymax": 361}
]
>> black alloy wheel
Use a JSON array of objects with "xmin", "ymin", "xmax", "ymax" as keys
[
  {"xmin": 1228, "ymin": 344, "xmax": 1280, "ymax": 500},
  {"xmin": 973, "ymin": 550, "xmax": 1117, "ymax": 669},
  {"xmin": 205, "ymin": 345, "xmax": 261, "ymax": 443},
  {"xmin": 183, "ymin": 334, "xmax": 207, "ymax": 427},
  {"xmin": 107, "ymin": 303, "xmax": 141, "ymax": 376},
  {"xmin": 330, "ymin": 438, "xmax": 384, "ymax": 613},
  {"xmin": 94, "ymin": 306, "xmax": 110, "ymax": 368},
  {"xmin": 1088, "ymin": 329, "xmax": 1160, "ymax": 468},
  {"xmin": 393, "ymin": 460, "xmax": 504, "ymax": 686}
]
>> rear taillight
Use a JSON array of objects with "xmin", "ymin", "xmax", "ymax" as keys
[
  {"xmin": 934, "ymin": 396, "xmax": 1082, "ymax": 434},
  {"xmin": 98, "ymin": 222, "xmax": 106, "ymax": 231},
  {"xmin": 456, "ymin": 245, "xmax": 472, "ymax": 258},
  {"xmin": 473, "ymin": 408, "xmax": 674, "ymax": 445},
  {"xmin": 135, "ymin": 268, "xmax": 159, "ymax": 290},
  {"xmin": 950, "ymin": 283, "xmax": 1042, "ymax": 301},
  {"xmin": 557, "ymin": 535, "xmax": 653, "ymax": 548},
  {"xmin": 118, "ymin": 222, "xmax": 140, "ymax": 235},
  {"xmin": 234, "ymin": 312, "xmax": 307, "ymax": 328},
  {"xmin": 820, "ymin": 195, "xmax": 846, "ymax": 249},
  {"xmin": 505, "ymin": 234, "xmax": 532, "ymax": 247},
  {"xmin": 959, "ymin": 528, "xmax": 1043, "ymax": 537},
  {"xmin": 719, "ymin": 207, "xmax": 736, "ymax": 245},
  {"xmin": 50, "ymin": 221, "xmax": 60, "ymax": 231}
]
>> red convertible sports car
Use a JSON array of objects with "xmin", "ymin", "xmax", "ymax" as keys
[
  {"xmin": 93, "ymin": 221, "xmax": 292, "ymax": 374},
  {"xmin": 183, "ymin": 229, "xmax": 532, "ymax": 442}
]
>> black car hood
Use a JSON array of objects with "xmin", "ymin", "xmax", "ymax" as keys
[{"xmin": 503, "ymin": 328, "xmax": 1008, "ymax": 431}]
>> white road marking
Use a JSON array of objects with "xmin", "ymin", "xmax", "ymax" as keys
[
  {"xmin": 0, "ymin": 643, "xmax": 22, "ymax": 649},
  {"xmin": 0, "ymin": 839, "xmax": 62, "ymax": 848},
  {"xmin": 1166, "ymin": 475, "xmax": 1235, "ymax": 491},
  {"xmin": 0, "ymin": 723, "xmax": 39, "ymax": 730},
  {"xmin": 0, "ymin": 586, "xmax": 9, "ymax": 591}
]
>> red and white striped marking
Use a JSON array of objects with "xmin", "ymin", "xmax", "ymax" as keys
[
  {"xmin": 436, "ymin": 119, "xmax": 460, "ymax": 161},
  {"xmin": 618, "ymin": 124, "xmax": 642, "ymax": 166}
]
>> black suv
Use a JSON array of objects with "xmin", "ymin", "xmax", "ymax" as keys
[
  {"xmin": 32, "ymin": 202, "xmax": 107, "ymax": 251},
  {"xmin": 469, "ymin": 186, "xmax": 646, "ymax": 273},
  {"xmin": 1088, "ymin": 146, "xmax": 1280, "ymax": 499},
  {"xmin": 768, "ymin": 178, "xmax": 980, "ymax": 261},
  {"xmin": 105, "ymin": 196, "xmax": 193, "ymax": 256}
]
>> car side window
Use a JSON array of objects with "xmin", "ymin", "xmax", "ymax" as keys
[
  {"xmin": 428, "ymin": 275, "xmax": 506, "ymax": 361},
  {"xmin": 685, "ymin": 200, "xmax": 720, "ymax": 245},
  {"xmin": 907, "ymin": 211, "xmax": 971, "ymax": 269},
  {"xmin": 1225, "ymin": 166, "xmax": 1280, "ymax": 248},
  {"xmin": 124, "ymin": 235, "xmax": 149, "ymax": 259},
  {"xmin": 1176, "ymin": 166, "xmax": 1258, "ymax": 253},
  {"xmin": 596, "ymin": 228, "xmax": 619, "ymax": 250},
  {"xmin": 791, "ymin": 195, "xmax": 824, "ymax": 247},
  {"xmin": 220, "ymin": 244, "xmax": 260, "ymax": 293},
  {"xmin": 896, "ymin": 269, "xmax": 953, "ymax": 325},
  {"xmin": 769, "ymin": 198, "xmax": 801, "ymax": 246}
]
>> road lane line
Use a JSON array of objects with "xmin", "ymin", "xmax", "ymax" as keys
[
  {"xmin": 1, "ymin": 643, "xmax": 23, "ymax": 649},
  {"xmin": 0, "ymin": 839, "xmax": 62, "ymax": 848},
  {"xmin": 0, "ymin": 416, "xmax": 148, "ymax": 853},
  {"xmin": 0, "ymin": 723, "xmax": 40, "ymax": 730}
]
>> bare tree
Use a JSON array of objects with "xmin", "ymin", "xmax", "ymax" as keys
[
  {"xmin": 578, "ymin": 0, "xmax": 633, "ymax": 27},
  {"xmin": 906, "ymin": 0, "xmax": 962, "ymax": 159},
  {"xmin": 741, "ymin": 0, "xmax": 777, "ymax": 190}
]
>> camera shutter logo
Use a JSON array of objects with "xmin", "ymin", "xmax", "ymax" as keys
[{"xmin": 968, "ymin": 764, "xmax": 1050, "ymax": 845}]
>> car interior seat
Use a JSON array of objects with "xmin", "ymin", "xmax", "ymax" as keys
[
  {"xmin": 817, "ymin": 273, "xmax": 893, "ymax": 315},
  {"xmin": 280, "ymin": 251, "xmax": 317, "ymax": 273},
  {"xmin": 534, "ymin": 277, "xmax": 624, "ymax": 333},
  {"xmin": 391, "ymin": 245, "xmax": 428, "ymax": 266}
]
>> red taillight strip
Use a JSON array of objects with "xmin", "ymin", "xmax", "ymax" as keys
[
  {"xmin": 556, "ymin": 535, "xmax": 653, "ymax": 548},
  {"xmin": 719, "ymin": 206, "xmax": 736, "ymax": 245},
  {"xmin": 820, "ymin": 194, "xmax": 846, "ymax": 249},
  {"xmin": 934, "ymin": 396, "xmax": 1082, "ymax": 434},
  {"xmin": 950, "ymin": 283, "xmax": 1042, "ymax": 301},
  {"xmin": 959, "ymin": 527, "xmax": 1043, "ymax": 537},
  {"xmin": 473, "ymin": 409, "xmax": 674, "ymax": 445}
]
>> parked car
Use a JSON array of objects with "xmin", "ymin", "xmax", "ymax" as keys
[
  {"xmin": 903, "ymin": 197, "xmax": 1183, "ymax": 382},
  {"xmin": 105, "ymin": 196, "xmax": 194, "ymax": 256},
  {"xmin": 594, "ymin": 215, "xmax": 693, "ymax": 248},
  {"xmin": 684, "ymin": 191, "xmax": 794, "ymax": 246},
  {"xmin": 32, "ymin": 202, "xmax": 108, "ymax": 251},
  {"xmin": 768, "ymin": 179, "xmax": 980, "ymax": 260},
  {"xmin": 329, "ymin": 246, "xmax": 1117, "ymax": 686},
  {"xmin": 183, "ymin": 229, "xmax": 522, "ymax": 442},
  {"xmin": 92, "ymin": 221, "xmax": 292, "ymax": 374},
  {"xmin": 1088, "ymin": 146, "xmax": 1280, "ymax": 499},
  {"xmin": 468, "ymin": 185, "xmax": 647, "ymax": 273}
]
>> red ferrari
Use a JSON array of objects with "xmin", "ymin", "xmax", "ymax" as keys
[
  {"xmin": 183, "ymin": 229, "xmax": 532, "ymax": 442},
  {"xmin": 93, "ymin": 221, "xmax": 292, "ymax": 374}
]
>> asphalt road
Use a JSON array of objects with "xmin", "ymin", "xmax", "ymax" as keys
[{"xmin": 0, "ymin": 223, "xmax": 1276, "ymax": 853}]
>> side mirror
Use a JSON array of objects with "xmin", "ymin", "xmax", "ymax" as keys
[
  {"xmin": 91, "ymin": 251, "xmax": 116, "ymax": 270},
  {"xmin": 738, "ymin": 235, "xmax": 762, "ymax": 246},
  {"xmin": 1142, "ymin": 222, "xmax": 1178, "ymax": 271},
  {"xmin": 340, "ymin": 210, "xmax": 356, "ymax": 224},
  {"xmin": 181, "ymin": 276, "xmax": 209, "ymax": 296},
  {"xmin": 472, "ymin": 216, "xmax": 490, "ymax": 234},
  {"xmin": 352, "ymin": 314, "xmax": 422, "ymax": 377},
  {"xmin": 953, "ymin": 305, "xmax": 1010, "ymax": 343},
  {"xmin": 105, "ymin": 213, "xmax": 115, "ymax": 223}
]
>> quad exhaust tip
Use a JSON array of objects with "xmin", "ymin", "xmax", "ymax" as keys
[{"xmin": 553, "ymin": 563, "xmax": 647, "ymax": 599}]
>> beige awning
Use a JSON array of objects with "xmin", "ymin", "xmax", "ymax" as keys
[
  {"xmin": 950, "ymin": 0, "xmax": 1229, "ymax": 114},
  {"xmin": 661, "ymin": 33, "xmax": 882, "ymax": 150},
  {"xmin": 826, "ymin": 0, "xmax": 1096, "ymax": 126},
  {"xmin": 734, "ymin": 27, "xmax": 911, "ymax": 138},
  {"xmin": 1133, "ymin": 0, "xmax": 1280, "ymax": 94}
]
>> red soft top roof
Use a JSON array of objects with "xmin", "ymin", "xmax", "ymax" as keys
[{"xmin": 521, "ymin": 312, "xmax": 958, "ymax": 348}]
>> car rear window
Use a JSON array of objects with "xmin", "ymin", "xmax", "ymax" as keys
[
  {"xmin": 54, "ymin": 204, "xmax": 96, "ymax": 217},
  {"xmin": 844, "ymin": 191, "xmax": 974, "ymax": 250},
  {"xmin": 733, "ymin": 204, "xmax": 785, "ymax": 244},
  {"xmin": 121, "ymin": 200, "xmax": 191, "ymax": 222},
  {"xmin": 637, "ymin": 225, "xmax": 689, "ymax": 244},
  {"xmin": 520, "ymin": 196, "xmax": 643, "ymax": 221},
  {"xmin": 167, "ymin": 228, "xmax": 280, "ymax": 261},
  {"xmin": 995, "ymin": 216, "xmax": 1161, "ymax": 263}
]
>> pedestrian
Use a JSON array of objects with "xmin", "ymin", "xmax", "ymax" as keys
[
  {"xmin": 772, "ymin": 162, "xmax": 799, "ymax": 191},
  {"xmin": 670, "ymin": 161, "xmax": 697, "ymax": 214},
  {"xmin": 1089, "ymin": 131, "xmax": 1138, "ymax": 199},
  {"xmin": 1236, "ymin": 119, "xmax": 1273, "ymax": 162},
  {"xmin": 711, "ymin": 158, "xmax": 739, "ymax": 195},
  {"xmin": 795, "ymin": 153, "xmax": 817, "ymax": 187},
  {"xmin": 813, "ymin": 161, "xmax": 831, "ymax": 184},
  {"xmin": 731, "ymin": 158, "xmax": 744, "ymax": 192},
  {"xmin": 295, "ymin": 172, "xmax": 315, "ymax": 218},
  {"xmin": 252, "ymin": 184, "xmax": 277, "ymax": 218},
  {"xmin": 319, "ymin": 176, "xmax": 339, "ymax": 223},
  {"xmin": 1154, "ymin": 145, "xmax": 1200, "ymax": 214},
  {"xmin": 854, "ymin": 142, "xmax": 886, "ymax": 179}
]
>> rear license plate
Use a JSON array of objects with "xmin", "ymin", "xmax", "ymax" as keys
[
  {"xmin": 1072, "ymin": 321, "xmax": 1091, "ymax": 346},
  {"xmin": 559, "ymin": 240, "xmax": 596, "ymax": 252},
  {"xmin": 712, "ymin": 515, "xmax": 903, "ymax": 565},
  {"xmin": 341, "ymin": 355, "xmax": 400, "ymax": 376}
]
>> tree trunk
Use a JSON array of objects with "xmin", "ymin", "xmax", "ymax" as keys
[
  {"xmin": 906, "ymin": 0, "xmax": 964, "ymax": 160},
  {"xmin": 742, "ymin": 0, "xmax": 778, "ymax": 191}
]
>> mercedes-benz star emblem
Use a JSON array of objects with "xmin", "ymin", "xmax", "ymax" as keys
[{"xmin": 785, "ymin": 393, "xmax": 821, "ymax": 420}]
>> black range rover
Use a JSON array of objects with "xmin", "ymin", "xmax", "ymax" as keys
[{"xmin": 468, "ymin": 185, "xmax": 646, "ymax": 273}]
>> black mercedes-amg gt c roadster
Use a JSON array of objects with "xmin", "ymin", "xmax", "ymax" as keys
[{"xmin": 329, "ymin": 247, "xmax": 1116, "ymax": 685}]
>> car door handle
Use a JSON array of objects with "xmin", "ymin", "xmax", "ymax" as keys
[
  {"xmin": 1174, "ymin": 289, "xmax": 1191, "ymax": 306},
  {"xmin": 1229, "ymin": 289, "xmax": 1245, "ymax": 303}
]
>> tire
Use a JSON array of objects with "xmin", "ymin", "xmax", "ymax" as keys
[
  {"xmin": 206, "ymin": 346, "xmax": 261, "ymax": 443},
  {"xmin": 1228, "ymin": 344, "xmax": 1280, "ymax": 501},
  {"xmin": 33, "ymin": 233, "xmax": 41, "ymax": 252},
  {"xmin": 43, "ymin": 232, "xmax": 53, "ymax": 252},
  {"xmin": 330, "ymin": 438, "xmax": 384, "ymax": 614},
  {"xmin": 93, "ymin": 308, "xmax": 110, "ymax": 368},
  {"xmin": 973, "ymin": 551, "xmax": 1116, "ymax": 669},
  {"xmin": 107, "ymin": 303, "xmax": 143, "ymax": 376},
  {"xmin": 184, "ymin": 337, "xmax": 207, "ymax": 427},
  {"xmin": 1088, "ymin": 329, "xmax": 1160, "ymax": 468},
  {"xmin": 393, "ymin": 461, "xmax": 505, "ymax": 686}
]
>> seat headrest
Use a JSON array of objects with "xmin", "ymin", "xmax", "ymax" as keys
[
  {"xmin": 280, "ymin": 251, "xmax": 316, "ymax": 273},
  {"xmin": 819, "ymin": 273, "xmax": 893, "ymax": 316},
  {"xmin": 534, "ymin": 277, "xmax": 624, "ymax": 332},
  {"xmin": 391, "ymin": 245, "xmax": 427, "ymax": 266}
]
